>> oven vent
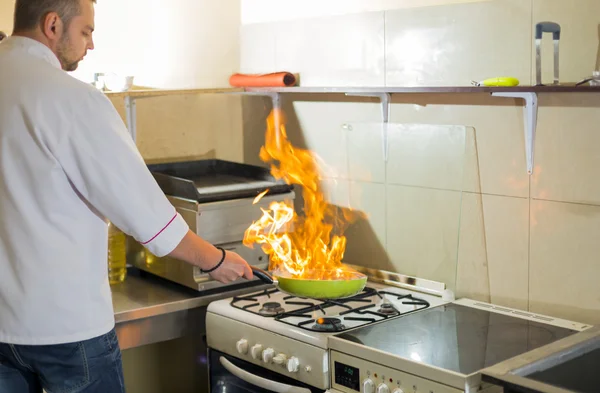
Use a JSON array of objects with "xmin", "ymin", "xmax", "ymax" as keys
[{"xmin": 473, "ymin": 302, "xmax": 558, "ymax": 321}]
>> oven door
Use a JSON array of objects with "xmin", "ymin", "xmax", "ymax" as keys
[{"xmin": 209, "ymin": 349, "xmax": 325, "ymax": 393}]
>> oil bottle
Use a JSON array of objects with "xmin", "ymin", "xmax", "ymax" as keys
[{"xmin": 108, "ymin": 221, "xmax": 127, "ymax": 284}]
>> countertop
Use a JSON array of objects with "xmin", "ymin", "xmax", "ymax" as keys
[{"xmin": 111, "ymin": 270, "xmax": 269, "ymax": 324}]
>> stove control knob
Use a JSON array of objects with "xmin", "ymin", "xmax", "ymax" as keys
[
  {"xmin": 377, "ymin": 384, "xmax": 390, "ymax": 393},
  {"xmin": 250, "ymin": 344, "xmax": 263, "ymax": 360},
  {"xmin": 287, "ymin": 356, "xmax": 300, "ymax": 373},
  {"xmin": 236, "ymin": 339, "xmax": 248, "ymax": 354},
  {"xmin": 363, "ymin": 379, "xmax": 375, "ymax": 393},
  {"xmin": 392, "ymin": 389, "xmax": 404, "ymax": 393},
  {"xmin": 273, "ymin": 353, "xmax": 287, "ymax": 366},
  {"xmin": 262, "ymin": 348, "xmax": 275, "ymax": 363}
]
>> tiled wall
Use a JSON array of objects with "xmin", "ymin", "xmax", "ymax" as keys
[
  {"xmin": 108, "ymin": 94, "xmax": 244, "ymax": 164},
  {"xmin": 0, "ymin": 0, "xmax": 14, "ymax": 33},
  {"xmin": 74, "ymin": 0, "xmax": 241, "ymax": 88},
  {"xmin": 240, "ymin": 0, "xmax": 600, "ymax": 325}
]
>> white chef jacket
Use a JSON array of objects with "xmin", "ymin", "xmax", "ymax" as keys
[{"xmin": 0, "ymin": 36, "xmax": 190, "ymax": 345}]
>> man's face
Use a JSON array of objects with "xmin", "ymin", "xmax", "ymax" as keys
[{"xmin": 56, "ymin": 0, "xmax": 95, "ymax": 71}]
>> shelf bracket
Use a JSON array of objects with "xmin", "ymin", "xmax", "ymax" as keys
[
  {"xmin": 345, "ymin": 92, "xmax": 391, "ymax": 161},
  {"xmin": 124, "ymin": 96, "xmax": 137, "ymax": 141},
  {"xmin": 491, "ymin": 92, "xmax": 538, "ymax": 175}
]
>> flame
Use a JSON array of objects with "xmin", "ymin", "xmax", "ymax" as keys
[{"xmin": 243, "ymin": 108, "xmax": 363, "ymax": 280}]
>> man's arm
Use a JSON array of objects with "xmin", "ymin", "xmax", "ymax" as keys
[
  {"xmin": 169, "ymin": 230, "xmax": 253, "ymax": 282},
  {"xmin": 51, "ymin": 87, "xmax": 252, "ymax": 281}
]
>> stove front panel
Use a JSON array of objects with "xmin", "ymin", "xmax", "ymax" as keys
[
  {"xmin": 206, "ymin": 312, "xmax": 330, "ymax": 390},
  {"xmin": 330, "ymin": 350, "xmax": 464, "ymax": 393}
]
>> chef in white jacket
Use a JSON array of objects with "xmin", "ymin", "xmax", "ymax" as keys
[{"xmin": 0, "ymin": 0, "xmax": 253, "ymax": 391}]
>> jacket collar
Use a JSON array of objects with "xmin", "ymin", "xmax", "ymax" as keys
[{"xmin": 3, "ymin": 35, "xmax": 62, "ymax": 70}]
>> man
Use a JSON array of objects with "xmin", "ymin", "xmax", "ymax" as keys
[{"xmin": 0, "ymin": 0, "xmax": 254, "ymax": 391}]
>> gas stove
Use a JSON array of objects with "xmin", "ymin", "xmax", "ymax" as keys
[{"xmin": 206, "ymin": 279, "xmax": 448, "ymax": 391}]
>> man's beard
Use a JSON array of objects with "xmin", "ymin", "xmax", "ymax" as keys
[{"xmin": 56, "ymin": 34, "xmax": 80, "ymax": 72}]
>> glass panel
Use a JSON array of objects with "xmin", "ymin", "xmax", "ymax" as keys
[{"xmin": 339, "ymin": 122, "xmax": 469, "ymax": 293}]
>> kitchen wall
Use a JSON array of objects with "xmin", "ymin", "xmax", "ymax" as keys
[
  {"xmin": 1, "ymin": 0, "xmax": 241, "ymax": 88},
  {"xmin": 73, "ymin": 0, "xmax": 241, "ymax": 88},
  {"xmin": 107, "ymin": 93, "xmax": 244, "ymax": 164},
  {"xmin": 239, "ymin": 0, "xmax": 600, "ymax": 325},
  {"xmin": 0, "ymin": 0, "xmax": 14, "ymax": 33},
  {"xmin": 88, "ymin": 0, "xmax": 244, "ymax": 163}
]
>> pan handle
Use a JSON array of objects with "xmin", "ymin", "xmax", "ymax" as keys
[{"xmin": 251, "ymin": 266, "xmax": 275, "ymax": 284}]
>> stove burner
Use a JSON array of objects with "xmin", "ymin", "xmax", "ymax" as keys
[
  {"xmin": 258, "ymin": 302, "xmax": 284, "ymax": 316},
  {"xmin": 312, "ymin": 317, "xmax": 345, "ymax": 332},
  {"xmin": 378, "ymin": 303, "xmax": 399, "ymax": 315}
]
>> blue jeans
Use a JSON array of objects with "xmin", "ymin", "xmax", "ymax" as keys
[{"xmin": 0, "ymin": 328, "xmax": 125, "ymax": 393}]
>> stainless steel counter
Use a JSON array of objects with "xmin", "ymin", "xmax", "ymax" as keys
[{"xmin": 111, "ymin": 270, "xmax": 268, "ymax": 350}]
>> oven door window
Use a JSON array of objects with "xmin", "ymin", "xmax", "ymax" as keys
[{"xmin": 209, "ymin": 349, "xmax": 324, "ymax": 393}]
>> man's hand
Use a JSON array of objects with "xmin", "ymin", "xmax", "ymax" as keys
[
  {"xmin": 209, "ymin": 250, "xmax": 254, "ymax": 283},
  {"xmin": 167, "ymin": 230, "xmax": 254, "ymax": 283}
]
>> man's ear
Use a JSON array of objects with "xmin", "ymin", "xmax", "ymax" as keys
[{"xmin": 41, "ymin": 12, "xmax": 63, "ymax": 40}]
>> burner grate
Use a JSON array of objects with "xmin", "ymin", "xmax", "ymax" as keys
[
  {"xmin": 274, "ymin": 289, "xmax": 431, "ymax": 332},
  {"xmin": 230, "ymin": 286, "xmax": 431, "ymax": 331}
]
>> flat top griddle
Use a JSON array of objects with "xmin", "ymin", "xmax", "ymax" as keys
[{"xmin": 148, "ymin": 159, "xmax": 293, "ymax": 203}]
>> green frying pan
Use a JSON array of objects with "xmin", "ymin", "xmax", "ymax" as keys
[{"xmin": 251, "ymin": 266, "xmax": 367, "ymax": 299}]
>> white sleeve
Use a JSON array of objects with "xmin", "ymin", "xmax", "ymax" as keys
[{"xmin": 52, "ymin": 88, "xmax": 189, "ymax": 257}]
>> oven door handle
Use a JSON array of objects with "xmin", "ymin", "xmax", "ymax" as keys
[{"xmin": 219, "ymin": 356, "xmax": 312, "ymax": 393}]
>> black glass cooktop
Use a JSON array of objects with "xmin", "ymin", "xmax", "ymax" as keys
[{"xmin": 335, "ymin": 303, "xmax": 579, "ymax": 376}]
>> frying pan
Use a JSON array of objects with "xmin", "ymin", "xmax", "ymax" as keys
[{"xmin": 251, "ymin": 266, "xmax": 367, "ymax": 299}]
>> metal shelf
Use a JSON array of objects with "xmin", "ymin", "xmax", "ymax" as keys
[
  {"xmin": 240, "ymin": 85, "xmax": 600, "ymax": 175},
  {"xmin": 115, "ymin": 85, "xmax": 600, "ymax": 175},
  {"xmin": 242, "ymin": 85, "xmax": 600, "ymax": 94}
]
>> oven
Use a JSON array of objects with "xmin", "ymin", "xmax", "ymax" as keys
[
  {"xmin": 205, "ymin": 274, "xmax": 449, "ymax": 393},
  {"xmin": 208, "ymin": 349, "xmax": 325, "ymax": 393}
]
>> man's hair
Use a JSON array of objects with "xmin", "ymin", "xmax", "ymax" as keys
[{"xmin": 13, "ymin": 0, "xmax": 94, "ymax": 33}]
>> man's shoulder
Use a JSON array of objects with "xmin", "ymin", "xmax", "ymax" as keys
[{"xmin": 38, "ymin": 71, "xmax": 116, "ymax": 116}]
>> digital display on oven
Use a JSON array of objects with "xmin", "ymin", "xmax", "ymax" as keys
[{"xmin": 335, "ymin": 361, "xmax": 360, "ymax": 391}]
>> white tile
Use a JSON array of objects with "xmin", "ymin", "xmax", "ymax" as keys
[
  {"xmin": 529, "ymin": 200, "xmax": 600, "ymax": 325},
  {"xmin": 482, "ymin": 194, "xmax": 529, "ymax": 311},
  {"xmin": 320, "ymin": 178, "xmax": 351, "ymax": 209},
  {"xmin": 343, "ymin": 182, "xmax": 389, "ymax": 268},
  {"xmin": 135, "ymin": 94, "xmax": 243, "ymax": 162},
  {"xmin": 532, "ymin": 0, "xmax": 600, "ymax": 86},
  {"xmin": 456, "ymin": 192, "xmax": 490, "ymax": 302},
  {"xmin": 385, "ymin": 0, "xmax": 532, "ymax": 86},
  {"xmin": 386, "ymin": 123, "xmax": 468, "ymax": 191},
  {"xmin": 345, "ymin": 122, "xmax": 387, "ymax": 183},
  {"xmin": 290, "ymin": 102, "xmax": 384, "ymax": 180},
  {"xmin": 241, "ymin": 0, "xmax": 492, "ymax": 25},
  {"xmin": 390, "ymin": 95, "xmax": 529, "ymax": 198},
  {"xmin": 291, "ymin": 102, "xmax": 349, "ymax": 180},
  {"xmin": 532, "ymin": 94, "xmax": 600, "ymax": 205},
  {"xmin": 240, "ymin": 23, "xmax": 277, "ymax": 73},
  {"xmin": 273, "ymin": 12, "xmax": 386, "ymax": 86},
  {"xmin": 386, "ymin": 185, "xmax": 463, "ymax": 290}
]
